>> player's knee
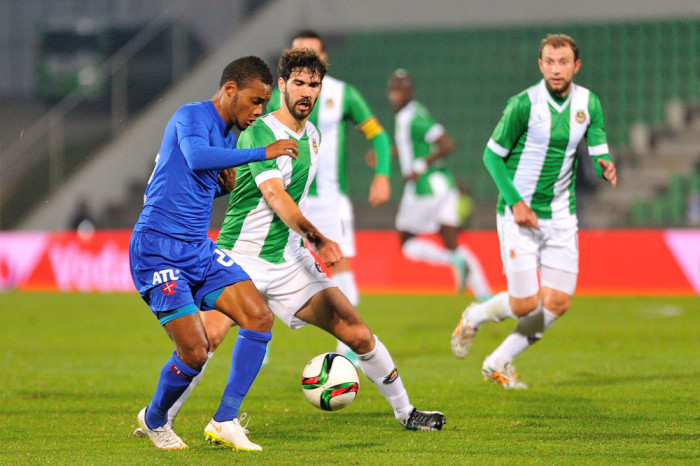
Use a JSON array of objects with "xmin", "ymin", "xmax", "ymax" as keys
[
  {"xmin": 244, "ymin": 305, "xmax": 274, "ymax": 332},
  {"xmin": 509, "ymin": 294, "xmax": 539, "ymax": 317},
  {"xmin": 343, "ymin": 325, "xmax": 374, "ymax": 355},
  {"xmin": 542, "ymin": 289, "xmax": 571, "ymax": 316},
  {"xmin": 205, "ymin": 324, "xmax": 229, "ymax": 352},
  {"xmin": 178, "ymin": 344, "xmax": 209, "ymax": 370},
  {"xmin": 543, "ymin": 296, "xmax": 570, "ymax": 316}
]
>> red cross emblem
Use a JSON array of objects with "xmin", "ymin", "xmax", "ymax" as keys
[
  {"xmin": 169, "ymin": 364, "xmax": 186, "ymax": 379},
  {"xmin": 161, "ymin": 280, "xmax": 177, "ymax": 296}
]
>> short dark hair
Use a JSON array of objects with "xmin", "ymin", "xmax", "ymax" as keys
[
  {"xmin": 219, "ymin": 55, "xmax": 273, "ymax": 89},
  {"xmin": 388, "ymin": 68, "xmax": 413, "ymax": 89},
  {"xmin": 292, "ymin": 29, "xmax": 324, "ymax": 50},
  {"xmin": 539, "ymin": 34, "xmax": 579, "ymax": 61},
  {"xmin": 278, "ymin": 48, "xmax": 328, "ymax": 82}
]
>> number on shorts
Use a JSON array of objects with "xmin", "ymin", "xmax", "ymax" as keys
[{"xmin": 214, "ymin": 249, "xmax": 234, "ymax": 267}]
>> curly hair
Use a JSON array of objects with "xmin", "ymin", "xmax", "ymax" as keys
[
  {"xmin": 277, "ymin": 47, "xmax": 328, "ymax": 82},
  {"xmin": 219, "ymin": 55, "xmax": 273, "ymax": 89},
  {"xmin": 539, "ymin": 34, "xmax": 579, "ymax": 61}
]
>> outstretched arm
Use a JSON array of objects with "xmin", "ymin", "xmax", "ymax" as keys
[
  {"xmin": 181, "ymin": 134, "xmax": 266, "ymax": 170},
  {"xmin": 258, "ymin": 177, "xmax": 344, "ymax": 267},
  {"xmin": 181, "ymin": 136, "xmax": 298, "ymax": 171}
]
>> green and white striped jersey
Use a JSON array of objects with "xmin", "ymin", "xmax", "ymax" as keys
[
  {"xmin": 486, "ymin": 80, "xmax": 609, "ymax": 219},
  {"xmin": 217, "ymin": 114, "xmax": 320, "ymax": 263},
  {"xmin": 268, "ymin": 75, "xmax": 390, "ymax": 197},
  {"xmin": 395, "ymin": 100, "xmax": 455, "ymax": 195}
]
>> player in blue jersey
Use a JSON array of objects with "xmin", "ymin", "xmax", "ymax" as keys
[
  {"xmin": 135, "ymin": 47, "xmax": 447, "ymax": 435},
  {"xmin": 129, "ymin": 55, "xmax": 298, "ymax": 452}
]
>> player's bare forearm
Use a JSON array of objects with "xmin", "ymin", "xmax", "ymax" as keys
[
  {"xmin": 259, "ymin": 177, "xmax": 343, "ymax": 266},
  {"xmin": 405, "ymin": 134, "xmax": 455, "ymax": 181},
  {"xmin": 368, "ymin": 175, "xmax": 390, "ymax": 206},
  {"xmin": 426, "ymin": 133, "xmax": 455, "ymax": 165},
  {"xmin": 293, "ymin": 217, "xmax": 343, "ymax": 266},
  {"xmin": 287, "ymin": 209, "xmax": 343, "ymax": 267},
  {"xmin": 259, "ymin": 179, "xmax": 306, "ymax": 232}
]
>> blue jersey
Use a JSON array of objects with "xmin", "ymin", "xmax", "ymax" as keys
[{"xmin": 133, "ymin": 100, "xmax": 266, "ymax": 241}]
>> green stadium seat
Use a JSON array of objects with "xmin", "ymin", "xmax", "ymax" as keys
[
  {"xmin": 650, "ymin": 197, "xmax": 667, "ymax": 226},
  {"xmin": 631, "ymin": 199, "xmax": 648, "ymax": 227},
  {"xmin": 687, "ymin": 172, "xmax": 700, "ymax": 193}
]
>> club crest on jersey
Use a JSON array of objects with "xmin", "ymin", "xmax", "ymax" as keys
[
  {"xmin": 312, "ymin": 140, "xmax": 319, "ymax": 154},
  {"xmin": 575, "ymin": 111, "xmax": 586, "ymax": 124},
  {"xmin": 509, "ymin": 249, "xmax": 516, "ymax": 259},
  {"xmin": 383, "ymin": 367, "xmax": 399, "ymax": 384},
  {"xmin": 152, "ymin": 268, "xmax": 180, "ymax": 285},
  {"xmin": 325, "ymin": 98, "xmax": 335, "ymax": 109}
]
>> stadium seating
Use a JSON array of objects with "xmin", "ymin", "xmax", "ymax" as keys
[{"xmin": 630, "ymin": 171, "xmax": 700, "ymax": 227}]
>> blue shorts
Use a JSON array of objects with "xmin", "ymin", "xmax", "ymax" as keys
[{"xmin": 129, "ymin": 230, "xmax": 250, "ymax": 317}]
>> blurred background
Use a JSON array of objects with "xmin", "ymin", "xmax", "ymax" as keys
[{"xmin": 1, "ymin": 0, "xmax": 700, "ymax": 233}]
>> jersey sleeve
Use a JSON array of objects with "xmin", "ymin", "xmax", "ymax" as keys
[
  {"xmin": 344, "ymin": 84, "xmax": 392, "ymax": 177},
  {"xmin": 176, "ymin": 105, "xmax": 265, "ymax": 170},
  {"xmin": 410, "ymin": 106, "xmax": 442, "ymax": 144},
  {"xmin": 236, "ymin": 123, "xmax": 283, "ymax": 186},
  {"xmin": 482, "ymin": 94, "xmax": 530, "ymax": 206},
  {"xmin": 483, "ymin": 149, "xmax": 522, "ymax": 206},
  {"xmin": 486, "ymin": 94, "xmax": 530, "ymax": 158},
  {"xmin": 586, "ymin": 92, "xmax": 612, "ymax": 179}
]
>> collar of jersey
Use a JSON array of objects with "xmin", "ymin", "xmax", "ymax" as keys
[
  {"xmin": 205, "ymin": 100, "xmax": 228, "ymax": 133},
  {"xmin": 266, "ymin": 113, "xmax": 307, "ymax": 140},
  {"xmin": 396, "ymin": 100, "xmax": 418, "ymax": 119},
  {"xmin": 540, "ymin": 80, "xmax": 573, "ymax": 113}
]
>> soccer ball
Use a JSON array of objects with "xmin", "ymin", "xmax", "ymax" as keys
[{"xmin": 301, "ymin": 352, "xmax": 360, "ymax": 411}]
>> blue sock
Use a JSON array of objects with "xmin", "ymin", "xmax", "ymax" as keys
[
  {"xmin": 146, "ymin": 351, "xmax": 200, "ymax": 429},
  {"xmin": 213, "ymin": 329, "xmax": 271, "ymax": 422}
]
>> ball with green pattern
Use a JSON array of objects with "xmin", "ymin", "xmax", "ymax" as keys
[{"xmin": 301, "ymin": 352, "xmax": 360, "ymax": 411}]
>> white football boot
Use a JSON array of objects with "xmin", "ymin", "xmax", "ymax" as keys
[
  {"xmin": 451, "ymin": 302, "xmax": 479, "ymax": 358},
  {"xmin": 133, "ymin": 422, "xmax": 172, "ymax": 439},
  {"xmin": 137, "ymin": 407, "xmax": 187, "ymax": 450},
  {"xmin": 204, "ymin": 414, "xmax": 262, "ymax": 451},
  {"xmin": 481, "ymin": 360, "xmax": 528, "ymax": 389}
]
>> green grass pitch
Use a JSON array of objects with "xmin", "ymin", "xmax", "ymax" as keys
[{"xmin": 1, "ymin": 292, "xmax": 698, "ymax": 464}]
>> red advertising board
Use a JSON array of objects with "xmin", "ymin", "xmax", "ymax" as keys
[
  {"xmin": 352, "ymin": 230, "xmax": 698, "ymax": 295},
  {"xmin": 0, "ymin": 229, "xmax": 698, "ymax": 295}
]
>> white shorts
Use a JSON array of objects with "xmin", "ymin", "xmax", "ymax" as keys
[
  {"xmin": 304, "ymin": 194, "xmax": 356, "ymax": 257},
  {"xmin": 395, "ymin": 176, "xmax": 460, "ymax": 234},
  {"xmin": 224, "ymin": 249, "xmax": 336, "ymax": 329},
  {"xmin": 496, "ymin": 215, "xmax": 579, "ymax": 297}
]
